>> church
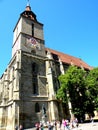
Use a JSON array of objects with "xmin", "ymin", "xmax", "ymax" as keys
[{"xmin": 0, "ymin": 2, "xmax": 92, "ymax": 130}]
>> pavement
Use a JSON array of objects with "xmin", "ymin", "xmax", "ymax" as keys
[
  {"xmin": 76, "ymin": 122, "xmax": 98, "ymax": 130},
  {"xmin": 24, "ymin": 122, "xmax": 98, "ymax": 130}
]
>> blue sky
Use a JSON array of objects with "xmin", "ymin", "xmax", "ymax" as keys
[{"xmin": 0, "ymin": 0, "xmax": 98, "ymax": 77}]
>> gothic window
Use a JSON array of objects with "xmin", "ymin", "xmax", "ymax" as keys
[
  {"xmin": 33, "ymin": 82, "xmax": 37, "ymax": 94},
  {"xmin": 32, "ymin": 63, "xmax": 38, "ymax": 95},
  {"xmin": 12, "ymin": 66, "xmax": 15, "ymax": 79},
  {"xmin": 57, "ymin": 79, "xmax": 60, "ymax": 89},
  {"xmin": 32, "ymin": 24, "xmax": 34, "ymax": 37},
  {"xmin": 32, "ymin": 62, "xmax": 38, "ymax": 74},
  {"xmin": 53, "ymin": 78, "xmax": 58, "ymax": 93},
  {"xmin": 35, "ymin": 102, "xmax": 40, "ymax": 113},
  {"xmin": 52, "ymin": 54, "xmax": 59, "ymax": 61},
  {"xmin": 63, "ymin": 63, "xmax": 69, "ymax": 72}
]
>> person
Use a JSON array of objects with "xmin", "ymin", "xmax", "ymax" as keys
[
  {"xmin": 90, "ymin": 116, "xmax": 94, "ymax": 123},
  {"xmin": 56, "ymin": 121, "xmax": 61, "ymax": 130},
  {"xmin": 35, "ymin": 122, "xmax": 40, "ymax": 130},
  {"xmin": 48, "ymin": 121, "xmax": 52, "ymax": 130},
  {"xmin": 40, "ymin": 122, "xmax": 44, "ymax": 130},
  {"xmin": 19, "ymin": 124, "xmax": 23, "ymax": 130},
  {"xmin": 54, "ymin": 120, "xmax": 57, "ymax": 130},
  {"xmin": 75, "ymin": 118, "xmax": 79, "ymax": 127},
  {"xmin": 61, "ymin": 119, "xmax": 67, "ymax": 130},
  {"xmin": 15, "ymin": 125, "xmax": 18, "ymax": 130},
  {"xmin": 65, "ymin": 119, "xmax": 70, "ymax": 130}
]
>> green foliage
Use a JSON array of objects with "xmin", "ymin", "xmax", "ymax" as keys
[
  {"xmin": 56, "ymin": 65, "xmax": 98, "ymax": 120},
  {"xmin": 57, "ymin": 66, "xmax": 87, "ymax": 119},
  {"xmin": 85, "ymin": 67, "xmax": 98, "ymax": 110}
]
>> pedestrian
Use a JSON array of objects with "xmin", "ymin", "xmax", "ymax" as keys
[
  {"xmin": 62, "ymin": 119, "xmax": 67, "ymax": 130},
  {"xmin": 48, "ymin": 121, "xmax": 52, "ymax": 130},
  {"xmin": 19, "ymin": 124, "xmax": 23, "ymax": 130},
  {"xmin": 35, "ymin": 122, "xmax": 40, "ymax": 130},
  {"xmin": 75, "ymin": 118, "xmax": 79, "ymax": 127},
  {"xmin": 15, "ymin": 125, "xmax": 18, "ymax": 130},
  {"xmin": 56, "ymin": 121, "xmax": 61, "ymax": 130},
  {"xmin": 65, "ymin": 119, "xmax": 70, "ymax": 130},
  {"xmin": 40, "ymin": 122, "xmax": 44, "ymax": 130},
  {"xmin": 90, "ymin": 116, "xmax": 94, "ymax": 124},
  {"xmin": 54, "ymin": 120, "xmax": 57, "ymax": 130}
]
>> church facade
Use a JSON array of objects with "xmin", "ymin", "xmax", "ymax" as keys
[{"xmin": 0, "ymin": 3, "xmax": 92, "ymax": 130}]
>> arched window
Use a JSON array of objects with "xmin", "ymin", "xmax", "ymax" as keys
[{"xmin": 35, "ymin": 102, "xmax": 40, "ymax": 113}]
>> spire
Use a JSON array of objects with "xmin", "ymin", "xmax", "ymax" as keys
[
  {"xmin": 27, "ymin": 0, "xmax": 30, "ymax": 6},
  {"xmin": 21, "ymin": 0, "xmax": 37, "ymax": 21},
  {"xmin": 26, "ymin": 0, "xmax": 31, "ymax": 11}
]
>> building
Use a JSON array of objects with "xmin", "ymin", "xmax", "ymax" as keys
[{"xmin": 0, "ymin": 3, "xmax": 92, "ymax": 130}]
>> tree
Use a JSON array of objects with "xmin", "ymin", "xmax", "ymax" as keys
[
  {"xmin": 56, "ymin": 65, "xmax": 87, "ymax": 121},
  {"xmin": 85, "ymin": 67, "xmax": 98, "ymax": 113}
]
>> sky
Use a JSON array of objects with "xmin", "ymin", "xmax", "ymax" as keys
[{"xmin": 0, "ymin": 0, "xmax": 98, "ymax": 77}]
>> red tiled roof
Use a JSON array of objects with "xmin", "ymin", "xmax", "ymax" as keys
[{"xmin": 46, "ymin": 48, "xmax": 93, "ymax": 70}]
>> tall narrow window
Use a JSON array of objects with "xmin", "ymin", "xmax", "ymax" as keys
[
  {"xmin": 35, "ymin": 102, "xmax": 40, "ymax": 113},
  {"xmin": 33, "ymin": 82, "xmax": 37, "ymax": 94},
  {"xmin": 32, "ymin": 24, "xmax": 34, "ymax": 37},
  {"xmin": 32, "ymin": 62, "xmax": 36, "ymax": 74},
  {"xmin": 32, "ymin": 63, "xmax": 38, "ymax": 95}
]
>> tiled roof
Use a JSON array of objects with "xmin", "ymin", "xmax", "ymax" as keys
[{"xmin": 46, "ymin": 48, "xmax": 93, "ymax": 70}]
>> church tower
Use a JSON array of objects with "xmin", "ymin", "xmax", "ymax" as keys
[
  {"xmin": 0, "ymin": 1, "xmax": 62, "ymax": 129},
  {"xmin": 12, "ymin": 2, "xmax": 45, "ymax": 57},
  {"xmin": 10, "ymin": 2, "xmax": 62, "ymax": 127},
  {"xmin": 0, "ymin": 2, "xmax": 49, "ymax": 129},
  {"xmin": 11, "ymin": 2, "xmax": 49, "ymax": 128}
]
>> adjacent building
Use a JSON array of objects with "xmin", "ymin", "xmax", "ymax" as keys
[{"xmin": 0, "ymin": 3, "xmax": 92, "ymax": 130}]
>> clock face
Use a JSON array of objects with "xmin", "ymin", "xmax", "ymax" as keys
[{"xmin": 24, "ymin": 36, "xmax": 41, "ymax": 50}]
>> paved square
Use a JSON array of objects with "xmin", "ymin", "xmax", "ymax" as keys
[{"xmin": 74, "ymin": 122, "xmax": 98, "ymax": 130}]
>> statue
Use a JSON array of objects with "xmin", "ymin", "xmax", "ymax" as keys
[
  {"xmin": 42, "ymin": 104, "xmax": 46, "ymax": 116},
  {"xmin": 42, "ymin": 104, "xmax": 47, "ymax": 125}
]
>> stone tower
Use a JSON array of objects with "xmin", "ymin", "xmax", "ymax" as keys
[
  {"xmin": 0, "ymin": 2, "xmax": 61, "ymax": 130},
  {"xmin": 12, "ymin": 2, "xmax": 48, "ymax": 129}
]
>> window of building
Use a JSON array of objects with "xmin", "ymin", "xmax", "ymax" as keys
[
  {"xmin": 35, "ymin": 102, "xmax": 40, "ymax": 113},
  {"xmin": 33, "ymin": 82, "xmax": 37, "ymax": 95},
  {"xmin": 53, "ymin": 78, "xmax": 58, "ymax": 93},
  {"xmin": 52, "ymin": 54, "xmax": 59, "ymax": 61},
  {"xmin": 32, "ymin": 62, "xmax": 37, "ymax": 74},
  {"xmin": 32, "ymin": 24, "xmax": 34, "ymax": 37},
  {"xmin": 32, "ymin": 63, "xmax": 38, "ymax": 95}
]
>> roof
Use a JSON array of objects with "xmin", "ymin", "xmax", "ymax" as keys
[
  {"xmin": 21, "ymin": 4, "xmax": 37, "ymax": 22},
  {"xmin": 46, "ymin": 48, "xmax": 93, "ymax": 70}
]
